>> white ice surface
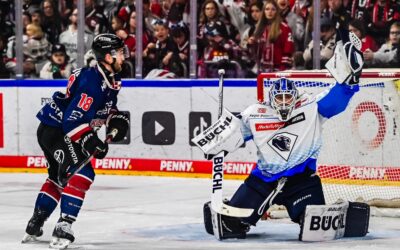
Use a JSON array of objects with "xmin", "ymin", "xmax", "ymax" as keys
[{"xmin": 1, "ymin": 173, "xmax": 400, "ymax": 250}]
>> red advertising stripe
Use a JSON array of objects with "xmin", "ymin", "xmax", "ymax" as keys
[
  {"xmin": 1, "ymin": 156, "xmax": 400, "ymax": 183},
  {"xmin": 0, "ymin": 93, "xmax": 3, "ymax": 147},
  {"xmin": 317, "ymin": 165, "xmax": 400, "ymax": 181}
]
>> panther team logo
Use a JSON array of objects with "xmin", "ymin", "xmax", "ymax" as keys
[{"xmin": 267, "ymin": 132, "xmax": 298, "ymax": 161}]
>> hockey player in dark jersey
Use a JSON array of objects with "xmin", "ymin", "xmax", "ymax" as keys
[{"xmin": 21, "ymin": 33, "xmax": 130, "ymax": 249}]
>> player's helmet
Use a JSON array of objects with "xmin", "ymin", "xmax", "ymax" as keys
[
  {"xmin": 269, "ymin": 77, "xmax": 299, "ymax": 122},
  {"xmin": 91, "ymin": 33, "xmax": 125, "ymax": 61}
]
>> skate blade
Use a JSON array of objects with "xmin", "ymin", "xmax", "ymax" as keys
[
  {"xmin": 49, "ymin": 237, "xmax": 71, "ymax": 249},
  {"xmin": 21, "ymin": 233, "xmax": 38, "ymax": 243}
]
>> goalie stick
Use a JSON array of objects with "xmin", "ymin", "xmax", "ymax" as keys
[
  {"xmin": 210, "ymin": 69, "xmax": 253, "ymax": 240},
  {"xmin": 59, "ymin": 128, "xmax": 118, "ymax": 187}
]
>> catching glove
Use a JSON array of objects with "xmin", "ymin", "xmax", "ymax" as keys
[{"xmin": 80, "ymin": 131, "xmax": 108, "ymax": 159}]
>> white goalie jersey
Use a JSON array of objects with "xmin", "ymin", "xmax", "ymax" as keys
[{"xmin": 241, "ymin": 83, "xmax": 359, "ymax": 182}]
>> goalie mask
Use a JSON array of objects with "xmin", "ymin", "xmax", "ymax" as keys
[{"xmin": 269, "ymin": 78, "xmax": 299, "ymax": 122}]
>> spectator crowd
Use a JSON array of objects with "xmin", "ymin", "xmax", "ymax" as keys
[{"xmin": 0, "ymin": 0, "xmax": 399, "ymax": 79}]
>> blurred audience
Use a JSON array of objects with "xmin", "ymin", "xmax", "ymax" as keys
[
  {"xmin": 143, "ymin": 19, "xmax": 181, "ymax": 76},
  {"xmin": 0, "ymin": 34, "xmax": 9, "ymax": 78},
  {"xmin": 59, "ymin": 8, "xmax": 94, "ymax": 69},
  {"xmin": 250, "ymin": 0, "xmax": 294, "ymax": 72},
  {"xmin": 40, "ymin": 0, "xmax": 63, "ymax": 45},
  {"xmin": 198, "ymin": 20, "xmax": 242, "ymax": 78},
  {"xmin": 349, "ymin": 19, "xmax": 378, "ymax": 52},
  {"xmin": 303, "ymin": 16, "xmax": 336, "ymax": 69},
  {"xmin": 277, "ymin": 0, "xmax": 305, "ymax": 51},
  {"xmin": 6, "ymin": 23, "xmax": 50, "ymax": 78},
  {"xmin": 1, "ymin": 0, "xmax": 400, "ymax": 79},
  {"xmin": 40, "ymin": 43, "xmax": 72, "ymax": 79},
  {"xmin": 364, "ymin": 21, "xmax": 400, "ymax": 68}
]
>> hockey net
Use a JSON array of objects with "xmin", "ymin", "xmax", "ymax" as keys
[{"xmin": 257, "ymin": 69, "xmax": 400, "ymax": 216}]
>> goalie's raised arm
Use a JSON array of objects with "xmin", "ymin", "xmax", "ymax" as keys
[{"xmin": 326, "ymin": 28, "xmax": 364, "ymax": 85}]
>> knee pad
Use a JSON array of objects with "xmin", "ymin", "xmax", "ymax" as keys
[
  {"xmin": 229, "ymin": 174, "xmax": 275, "ymax": 225},
  {"xmin": 64, "ymin": 165, "xmax": 95, "ymax": 196}
]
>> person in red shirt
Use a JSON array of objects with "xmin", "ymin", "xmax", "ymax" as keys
[
  {"xmin": 248, "ymin": 0, "xmax": 294, "ymax": 73},
  {"xmin": 349, "ymin": 19, "xmax": 379, "ymax": 52}
]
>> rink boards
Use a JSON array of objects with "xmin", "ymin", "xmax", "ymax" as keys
[{"xmin": 0, "ymin": 78, "xmax": 399, "ymax": 186}]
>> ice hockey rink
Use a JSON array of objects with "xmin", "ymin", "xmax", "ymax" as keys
[{"xmin": 1, "ymin": 173, "xmax": 400, "ymax": 250}]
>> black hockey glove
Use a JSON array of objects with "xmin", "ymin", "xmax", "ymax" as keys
[
  {"xmin": 80, "ymin": 131, "xmax": 108, "ymax": 159},
  {"xmin": 106, "ymin": 112, "xmax": 130, "ymax": 142}
]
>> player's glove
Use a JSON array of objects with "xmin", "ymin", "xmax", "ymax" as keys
[
  {"xmin": 340, "ymin": 28, "xmax": 364, "ymax": 85},
  {"xmin": 343, "ymin": 43, "xmax": 363, "ymax": 85},
  {"xmin": 106, "ymin": 112, "xmax": 130, "ymax": 142},
  {"xmin": 80, "ymin": 131, "xmax": 108, "ymax": 159}
]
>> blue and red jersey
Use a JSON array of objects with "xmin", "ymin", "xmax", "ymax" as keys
[{"xmin": 37, "ymin": 65, "xmax": 120, "ymax": 142}]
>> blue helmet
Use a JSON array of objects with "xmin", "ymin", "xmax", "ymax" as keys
[{"xmin": 269, "ymin": 77, "xmax": 299, "ymax": 121}]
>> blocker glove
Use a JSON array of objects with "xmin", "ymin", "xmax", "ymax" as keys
[
  {"xmin": 106, "ymin": 112, "xmax": 130, "ymax": 142},
  {"xmin": 80, "ymin": 131, "xmax": 108, "ymax": 159}
]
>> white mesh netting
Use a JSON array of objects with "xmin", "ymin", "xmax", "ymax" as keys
[{"xmin": 258, "ymin": 70, "xmax": 400, "ymax": 207}]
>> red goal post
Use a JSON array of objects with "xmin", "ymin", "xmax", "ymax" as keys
[
  {"xmin": 257, "ymin": 69, "xmax": 400, "ymax": 209},
  {"xmin": 257, "ymin": 70, "xmax": 400, "ymax": 103}
]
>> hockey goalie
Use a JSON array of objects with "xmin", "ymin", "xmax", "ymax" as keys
[{"xmin": 192, "ymin": 28, "xmax": 370, "ymax": 241}]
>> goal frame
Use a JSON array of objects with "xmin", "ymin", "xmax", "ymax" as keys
[
  {"xmin": 257, "ymin": 70, "xmax": 400, "ymax": 103},
  {"xmin": 257, "ymin": 69, "xmax": 400, "ymax": 210}
]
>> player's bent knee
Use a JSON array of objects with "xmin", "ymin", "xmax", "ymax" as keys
[
  {"xmin": 285, "ymin": 175, "xmax": 325, "ymax": 224},
  {"xmin": 64, "ymin": 166, "xmax": 95, "ymax": 196},
  {"xmin": 68, "ymin": 173, "xmax": 94, "ymax": 192},
  {"xmin": 229, "ymin": 174, "xmax": 275, "ymax": 225}
]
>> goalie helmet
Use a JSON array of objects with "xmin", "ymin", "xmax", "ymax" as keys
[{"xmin": 269, "ymin": 78, "xmax": 299, "ymax": 122}]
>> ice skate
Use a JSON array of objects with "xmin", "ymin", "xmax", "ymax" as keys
[
  {"xmin": 49, "ymin": 219, "xmax": 75, "ymax": 249},
  {"xmin": 21, "ymin": 209, "xmax": 47, "ymax": 243}
]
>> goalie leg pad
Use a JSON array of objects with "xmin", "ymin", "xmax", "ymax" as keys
[
  {"xmin": 203, "ymin": 201, "xmax": 249, "ymax": 239},
  {"xmin": 299, "ymin": 202, "xmax": 349, "ymax": 241},
  {"xmin": 344, "ymin": 202, "xmax": 370, "ymax": 237},
  {"xmin": 299, "ymin": 201, "xmax": 370, "ymax": 241}
]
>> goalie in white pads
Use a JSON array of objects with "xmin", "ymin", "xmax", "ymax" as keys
[{"xmin": 194, "ymin": 29, "xmax": 369, "ymax": 241}]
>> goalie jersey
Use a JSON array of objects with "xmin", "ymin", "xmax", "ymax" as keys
[
  {"xmin": 37, "ymin": 64, "xmax": 120, "ymax": 142},
  {"xmin": 241, "ymin": 83, "xmax": 359, "ymax": 182}
]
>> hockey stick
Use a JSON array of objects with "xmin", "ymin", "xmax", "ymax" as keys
[
  {"xmin": 59, "ymin": 129, "xmax": 118, "ymax": 186},
  {"xmin": 210, "ymin": 70, "xmax": 253, "ymax": 230}
]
